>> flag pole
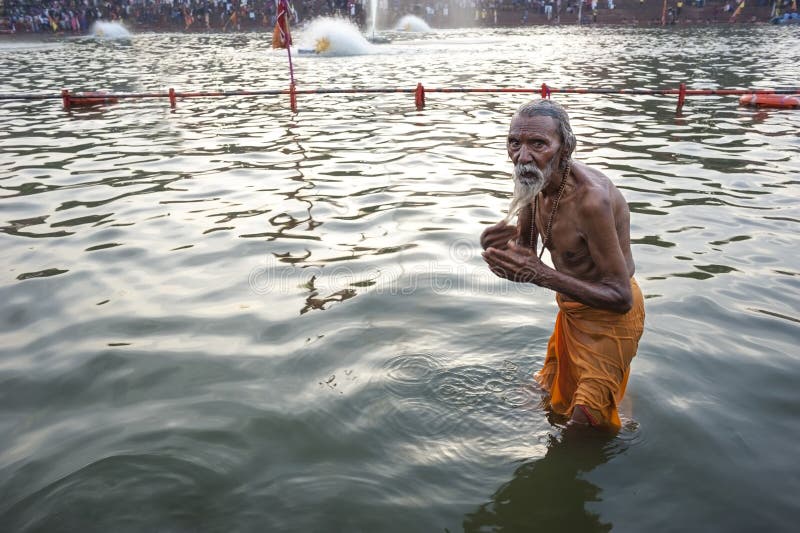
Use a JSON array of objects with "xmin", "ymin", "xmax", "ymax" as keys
[
  {"xmin": 287, "ymin": 39, "xmax": 296, "ymax": 112},
  {"xmin": 283, "ymin": 0, "xmax": 295, "ymax": 88},
  {"xmin": 286, "ymin": 38, "xmax": 295, "ymax": 88},
  {"xmin": 274, "ymin": 0, "xmax": 296, "ymax": 110}
]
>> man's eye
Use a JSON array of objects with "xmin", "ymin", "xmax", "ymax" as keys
[{"xmin": 509, "ymin": 140, "xmax": 520, "ymax": 148}]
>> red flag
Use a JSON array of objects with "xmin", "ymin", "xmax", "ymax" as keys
[{"xmin": 272, "ymin": 0, "xmax": 292, "ymax": 49}]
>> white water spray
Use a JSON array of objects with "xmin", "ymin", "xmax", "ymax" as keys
[
  {"xmin": 394, "ymin": 15, "xmax": 432, "ymax": 32},
  {"xmin": 297, "ymin": 18, "xmax": 374, "ymax": 56},
  {"xmin": 90, "ymin": 21, "xmax": 131, "ymax": 39},
  {"xmin": 369, "ymin": 0, "xmax": 378, "ymax": 38}
]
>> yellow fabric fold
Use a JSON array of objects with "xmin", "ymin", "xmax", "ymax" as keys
[{"xmin": 535, "ymin": 278, "xmax": 645, "ymax": 430}]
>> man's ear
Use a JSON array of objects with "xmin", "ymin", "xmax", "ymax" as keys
[{"xmin": 556, "ymin": 153, "xmax": 565, "ymax": 170}]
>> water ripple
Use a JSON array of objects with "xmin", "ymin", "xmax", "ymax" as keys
[{"xmin": 1, "ymin": 24, "xmax": 799, "ymax": 532}]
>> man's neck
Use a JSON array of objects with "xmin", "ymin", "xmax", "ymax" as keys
[{"xmin": 542, "ymin": 171, "xmax": 566, "ymax": 198}]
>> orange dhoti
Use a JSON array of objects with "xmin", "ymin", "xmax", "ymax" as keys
[{"xmin": 535, "ymin": 278, "xmax": 645, "ymax": 430}]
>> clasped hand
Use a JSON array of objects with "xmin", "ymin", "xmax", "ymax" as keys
[{"xmin": 480, "ymin": 221, "xmax": 544, "ymax": 284}]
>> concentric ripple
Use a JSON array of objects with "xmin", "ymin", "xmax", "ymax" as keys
[{"xmin": 381, "ymin": 352, "xmax": 444, "ymax": 396}]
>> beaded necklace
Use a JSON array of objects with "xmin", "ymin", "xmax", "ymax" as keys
[{"xmin": 531, "ymin": 160, "xmax": 571, "ymax": 259}]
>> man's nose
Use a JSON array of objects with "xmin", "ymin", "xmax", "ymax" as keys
[{"xmin": 516, "ymin": 144, "xmax": 534, "ymax": 165}]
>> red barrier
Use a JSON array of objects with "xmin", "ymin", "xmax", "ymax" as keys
[
  {"xmin": 70, "ymin": 92, "xmax": 119, "ymax": 107},
  {"xmin": 677, "ymin": 82, "xmax": 687, "ymax": 113},
  {"xmin": 4, "ymin": 85, "xmax": 799, "ymax": 113}
]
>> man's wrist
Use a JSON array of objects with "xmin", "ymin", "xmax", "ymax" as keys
[{"xmin": 527, "ymin": 262, "xmax": 551, "ymax": 287}]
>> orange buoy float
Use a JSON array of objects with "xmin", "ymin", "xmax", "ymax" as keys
[
  {"xmin": 739, "ymin": 94, "xmax": 800, "ymax": 109},
  {"xmin": 69, "ymin": 91, "xmax": 119, "ymax": 107}
]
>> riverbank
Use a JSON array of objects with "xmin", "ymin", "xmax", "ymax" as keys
[
  {"xmin": 0, "ymin": 17, "xmax": 778, "ymax": 41},
  {"xmin": 0, "ymin": 0, "xmax": 782, "ymax": 37}
]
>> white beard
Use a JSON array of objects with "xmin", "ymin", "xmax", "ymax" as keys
[{"xmin": 503, "ymin": 158, "xmax": 559, "ymax": 223}]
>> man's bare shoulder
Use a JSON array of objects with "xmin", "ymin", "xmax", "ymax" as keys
[{"xmin": 571, "ymin": 161, "xmax": 624, "ymax": 212}]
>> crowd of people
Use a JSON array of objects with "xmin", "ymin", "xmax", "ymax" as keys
[
  {"xmin": 1, "ymin": 0, "xmax": 303, "ymax": 33},
  {"xmin": 0, "ymin": 0, "xmax": 784, "ymax": 34}
]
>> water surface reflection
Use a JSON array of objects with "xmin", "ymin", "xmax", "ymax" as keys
[{"xmin": 464, "ymin": 432, "xmax": 625, "ymax": 532}]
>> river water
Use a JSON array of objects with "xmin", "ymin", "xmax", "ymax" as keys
[{"xmin": 1, "ymin": 23, "xmax": 798, "ymax": 532}]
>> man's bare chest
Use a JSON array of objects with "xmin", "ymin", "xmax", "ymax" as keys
[
  {"xmin": 551, "ymin": 228, "xmax": 591, "ymax": 268},
  {"xmin": 534, "ymin": 213, "xmax": 594, "ymax": 272}
]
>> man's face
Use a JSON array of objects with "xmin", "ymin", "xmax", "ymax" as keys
[
  {"xmin": 507, "ymin": 114, "xmax": 563, "ymax": 187},
  {"xmin": 503, "ymin": 114, "xmax": 564, "ymax": 221}
]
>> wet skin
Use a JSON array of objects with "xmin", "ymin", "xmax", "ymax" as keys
[
  {"xmin": 481, "ymin": 114, "xmax": 636, "ymax": 314},
  {"xmin": 480, "ymin": 114, "xmax": 638, "ymax": 427}
]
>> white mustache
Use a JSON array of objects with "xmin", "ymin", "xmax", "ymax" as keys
[{"xmin": 514, "ymin": 162, "xmax": 545, "ymax": 183}]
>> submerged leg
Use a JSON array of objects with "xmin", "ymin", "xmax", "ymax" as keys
[{"xmin": 568, "ymin": 404, "xmax": 601, "ymax": 428}]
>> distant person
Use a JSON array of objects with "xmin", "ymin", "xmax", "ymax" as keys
[
  {"xmin": 481, "ymin": 100, "xmax": 645, "ymax": 431},
  {"xmin": 224, "ymin": 8, "xmax": 239, "ymax": 31}
]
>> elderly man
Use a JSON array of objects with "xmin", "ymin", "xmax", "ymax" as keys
[{"xmin": 481, "ymin": 99, "xmax": 645, "ymax": 431}]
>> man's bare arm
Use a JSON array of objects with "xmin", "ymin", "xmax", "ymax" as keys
[{"xmin": 483, "ymin": 196, "xmax": 632, "ymax": 313}]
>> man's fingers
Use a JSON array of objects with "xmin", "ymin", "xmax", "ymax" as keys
[
  {"xmin": 484, "ymin": 246, "xmax": 542, "ymax": 284},
  {"xmin": 483, "ymin": 231, "xmax": 517, "ymax": 250},
  {"xmin": 486, "ymin": 246, "xmax": 521, "ymax": 263},
  {"xmin": 487, "ymin": 229, "xmax": 516, "ymax": 240},
  {"xmin": 481, "ymin": 225, "xmax": 517, "ymax": 249},
  {"xmin": 489, "ymin": 266, "xmax": 509, "ymax": 279},
  {"xmin": 489, "ymin": 235, "xmax": 514, "ymax": 248},
  {"xmin": 487, "ymin": 260, "xmax": 513, "ymax": 278},
  {"xmin": 483, "ymin": 248, "xmax": 521, "ymax": 272}
]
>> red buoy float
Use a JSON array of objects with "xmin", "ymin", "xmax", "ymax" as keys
[
  {"xmin": 739, "ymin": 94, "xmax": 800, "ymax": 109},
  {"xmin": 69, "ymin": 91, "xmax": 119, "ymax": 107}
]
